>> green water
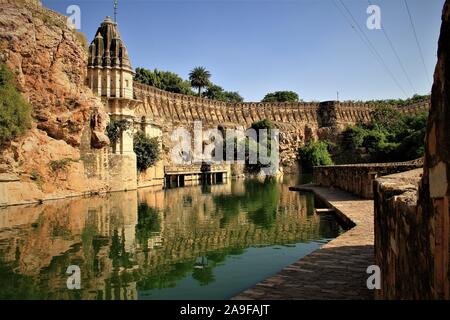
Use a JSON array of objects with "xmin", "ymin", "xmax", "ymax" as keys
[{"xmin": 0, "ymin": 175, "xmax": 342, "ymax": 300}]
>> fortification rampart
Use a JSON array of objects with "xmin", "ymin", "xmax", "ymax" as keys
[
  {"xmin": 134, "ymin": 82, "xmax": 429, "ymax": 129},
  {"xmin": 133, "ymin": 82, "xmax": 430, "ymax": 170}
]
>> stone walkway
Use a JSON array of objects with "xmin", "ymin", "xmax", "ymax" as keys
[{"xmin": 233, "ymin": 184, "xmax": 374, "ymax": 300}]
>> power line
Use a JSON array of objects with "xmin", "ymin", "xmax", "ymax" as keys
[
  {"xmin": 333, "ymin": 0, "xmax": 408, "ymax": 97},
  {"xmin": 368, "ymin": 0, "xmax": 416, "ymax": 94},
  {"xmin": 403, "ymin": 0, "xmax": 431, "ymax": 83}
]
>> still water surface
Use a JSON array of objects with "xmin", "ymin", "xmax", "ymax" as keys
[{"xmin": 0, "ymin": 175, "xmax": 342, "ymax": 300}]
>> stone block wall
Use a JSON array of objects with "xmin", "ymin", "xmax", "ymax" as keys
[
  {"xmin": 373, "ymin": 0, "xmax": 449, "ymax": 299},
  {"xmin": 133, "ymin": 83, "xmax": 429, "ymax": 170},
  {"xmin": 313, "ymin": 161, "xmax": 423, "ymax": 199},
  {"xmin": 373, "ymin": 169, "xmax": 435, "ymax": 299}
]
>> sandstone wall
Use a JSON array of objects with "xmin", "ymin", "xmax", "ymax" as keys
[
  {"xmin": 313, "ymin": 160, "xmax": 423, "ymax": 199},
  {"xmin": 134, "ymin": 83, "xmax": 429, "ymax": 170},
  {"xmin": 373, "ymin": 169, "xmax": 434, "ymax": 299}
]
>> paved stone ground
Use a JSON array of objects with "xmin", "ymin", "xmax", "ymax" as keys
[{"xmin": 233, "ymin": 184, "xmax": 374, "ymax": 300}]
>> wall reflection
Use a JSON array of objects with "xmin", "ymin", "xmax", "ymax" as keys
[{"xmin": 0, "ymin": 176, "xmax": 341, "ymax": 300}]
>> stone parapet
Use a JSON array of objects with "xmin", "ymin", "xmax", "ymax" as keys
[
  {"xmin": 313, "ymin": 160, "xmax": 423, "ymax": 199},
  {"xmin": 373, "ymin": 169, "xmax": 436, "ymax": 299}
]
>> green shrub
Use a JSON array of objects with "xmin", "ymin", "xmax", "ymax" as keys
[
  {"xmin": 0, "ymin": 64, "xmax": 32, "ymax": 143},
  {"xmin": 106, "ymin": 119, "xmax": 131, "ymax": 145},
  {"xmin": 133, "ymin": 131, "xmax": 161, "ymax": 172},
  {"xmin": 338, "ymin": 109, "xmax": 428, "ymax": 164},
  {"xmin": 262, "ymin": 91, "xmax": 299, "ymax": 103},
  {"xmin": 298, "ymin": 141, "xmax": 333, "ymax": 172}
]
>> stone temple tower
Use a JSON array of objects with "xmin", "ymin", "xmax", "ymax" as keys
[
  {"xmin": 87, "ymin": 16, "xmax": 139, "ymax": 191},
  {"xmin": 88, "ymin": 16, "xmax": 134, "ymax": 100}
]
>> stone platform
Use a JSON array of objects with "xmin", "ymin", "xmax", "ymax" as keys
[{"xmin": 233, "ymin": 184, "xmax": 374, "ymax": 300}]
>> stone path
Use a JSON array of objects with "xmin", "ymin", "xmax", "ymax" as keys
[{"xmin": 233, "ymin": 184, "xmax": 374, "ymax": 300}]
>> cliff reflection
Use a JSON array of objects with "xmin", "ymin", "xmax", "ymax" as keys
[{"xmin": 0, "ymin": 176, "xmax": 341, "ymax": 300}]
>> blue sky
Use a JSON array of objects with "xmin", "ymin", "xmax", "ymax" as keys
[{"xmin": 43, "ymin": 0, "xmax": 445, "ymax": 102}]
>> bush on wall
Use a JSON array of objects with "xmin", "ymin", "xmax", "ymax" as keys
[{"xmin": 133, "ymin": 131, "xmax": 161, "ymax": 172}]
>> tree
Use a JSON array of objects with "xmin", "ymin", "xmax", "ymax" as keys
[
  {"xmin": 133, "ymin": 131, "xmax": 161, "ymax": 172},
  {"xmin": 0, "ymin": 64, "xmax": 32, "ymax": 144},
  {"xmin": 262, "ymin": 91, "xmax": 299, "ymax": 103},
  {"xmin": 203, "ymin": 84, "xmax": 244, "ymax": 102},
  {"xmin": 189, "ymin": 67, "xmax": 211, "ymax": 97},
  {"xmin": 298, "ymin": 141, "xmax": 333, "ymax": 172},
  {"xmin": 337, "ymin": 110, "xmax": 428, "ymax": 164},
  {"xmin": 134, "ymin": 67, "xmax": 194, "ymax": 95}
]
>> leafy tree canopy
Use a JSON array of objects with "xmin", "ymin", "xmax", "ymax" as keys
[
  {"xmin": 134, "ymin": 131, "xmax": 161, "ymax": 172},
  {"xmin": 203, "ymin": 84, "xmax": 243, "ymax": 103},
  {"xmin": 298, "ymin": 141, "xmax": 333, "ymax": 172},
  {"xmin": 338, "ymin": 107, "xmax": 428, "ymax": 164},
  {"xmin": 261, "ymin": 91, "xmax": 299, "ymax": 103},
  {"xmin": 134, "ymin": 67, "xmax": 195, "ymax": 96}
]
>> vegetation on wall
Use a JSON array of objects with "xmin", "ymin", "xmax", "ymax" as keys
[
  {"xmin": 338, "ymin": 106, "xmax": 428, "ymax": 164},
  {"xmin": 298, "ymin": 141, "xmax": 334, "ymax": 172},
  {"xmin": 261, "ymin": 91, "xmax": 300, "ymax": 103},
  {"xmin": 133, "ymin": 131, "xmax": 161, "ymax": 172},
  {"xmin": 106, "ymin": 119, "xmax": 131, "ymax": 146},
  {"xmin": 0, "ymin": 64, "xmax": 32, "ymax": 144}
]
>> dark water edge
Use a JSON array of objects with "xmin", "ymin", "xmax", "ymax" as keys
[{"xmin": 0, "ymin": 175, "xmax": 342, "ymax": 300}]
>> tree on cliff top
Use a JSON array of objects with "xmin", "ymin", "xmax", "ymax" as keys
[
  {"xmin": 189, "ymin": 67, "xmax": 211, "ymax": 97},
  {"xmin": 0, "ymin": 64, "xmax": 31, "ymax": 144},
  {"xmin": 262, "ymin": 91, "xmax": 299, "ymax": 103}
]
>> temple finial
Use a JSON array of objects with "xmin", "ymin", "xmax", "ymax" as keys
[{"xmin": 114, "ymin": 0, "xmax": 117, "ymax": 22}]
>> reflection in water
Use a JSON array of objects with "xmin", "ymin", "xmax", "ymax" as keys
[{"xmin": 0, "ymin": 175, "xmax": 342, "ymax": 300}]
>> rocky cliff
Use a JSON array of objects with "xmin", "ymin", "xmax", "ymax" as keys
[{"xmin": 0, "ymin": 0, "xmax": 110, "ymax": 205}]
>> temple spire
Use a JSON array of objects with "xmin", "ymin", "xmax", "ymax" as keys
[{"xmin": 114, "ymin": 0, "xmax": 117, "ymax": 22}]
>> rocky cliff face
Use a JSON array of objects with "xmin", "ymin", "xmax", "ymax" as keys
[{"xmin": 0, "ymin": 0, "xmax": 109, "ymax": 205}]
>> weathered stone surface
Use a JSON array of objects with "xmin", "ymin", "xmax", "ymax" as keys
[
  {"xmin": 373, "ymin": 0, "xmax": 449, "ymax": 300},
  {"xmin": 417, "ymin": 0, "xmax": 450, "ymax": 299},
  {"xmin": 133, "ymin": 83, "xmax": 429, "ymax": 172},
  {"xmin": 90, "ymin": 107, "xmax": 110, "ymax": 149}
]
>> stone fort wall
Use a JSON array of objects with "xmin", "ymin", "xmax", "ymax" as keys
[
  {"xmin": 133, "ymin": 82, "xmax": 430, "ymax": 169},
  {"xmin": 134, "ymin": 82, "xmax": 429, "ymax": 128}
]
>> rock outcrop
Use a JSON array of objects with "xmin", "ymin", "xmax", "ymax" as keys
[{"xmin": 0, "ymin": 0, "xmax": 110, "ymax": 205}]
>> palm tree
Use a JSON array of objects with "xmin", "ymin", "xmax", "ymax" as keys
[{"xmin": 189, "ymin": 67, "xmax": 211, "ymax": 97}]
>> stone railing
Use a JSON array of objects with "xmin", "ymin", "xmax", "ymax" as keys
[{"xmin": 313, "ymin": 159, "xmax": 423, "ymax": 199}]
